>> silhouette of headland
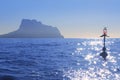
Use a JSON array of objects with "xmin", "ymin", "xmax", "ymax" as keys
[{"xmin": 0, "ymin": 19, "xmax": 64, "ymax": 38}]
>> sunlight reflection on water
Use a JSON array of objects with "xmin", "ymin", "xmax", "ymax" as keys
[{"xmin": 64, "ymin": 39, "xmax": 120, "ymax": 80}]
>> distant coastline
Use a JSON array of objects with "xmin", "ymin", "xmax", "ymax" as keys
[{"xmin": 0, "ymin": 19, "xmax": 64, "ymax": 38}]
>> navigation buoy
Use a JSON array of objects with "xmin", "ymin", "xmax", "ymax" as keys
[{"xmin": 100, "ymin": 27, "xmax": 109, "ymax": 60}]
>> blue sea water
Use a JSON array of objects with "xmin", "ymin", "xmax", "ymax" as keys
[{"xmin": 0, "ymin": 38, "xmax": 120, "ymax": 80}]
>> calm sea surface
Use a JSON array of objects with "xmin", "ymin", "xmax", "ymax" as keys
[{"xmin": 0, "ymin": 38, "xmax": 120, "ymax": 80}]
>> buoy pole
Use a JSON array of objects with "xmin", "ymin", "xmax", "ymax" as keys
[
  {"xmin": 103, "ymin": 35, "xmax": 106, "ymax": 47},
  {"xmin": 100, "ymin": 27, "xmax": 109, "ymax": 60}
]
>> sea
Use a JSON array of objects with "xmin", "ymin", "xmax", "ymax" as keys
[{"xmin": 0, "ymin": 38, "xmax": 120, "ymax": 80}]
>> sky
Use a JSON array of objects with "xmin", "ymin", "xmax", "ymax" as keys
[{"xmin": 0, "ymin": 0, "xmax": 120, "ymax": 38}]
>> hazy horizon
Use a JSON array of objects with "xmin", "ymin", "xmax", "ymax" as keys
[{"xmin": 0, "ymin": 0, "xmax": 120, "ymax": 38}]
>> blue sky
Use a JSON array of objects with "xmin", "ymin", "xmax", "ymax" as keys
[{"xmin": 0, "ymin": 0, "xmax": 120, "ymax": 38}]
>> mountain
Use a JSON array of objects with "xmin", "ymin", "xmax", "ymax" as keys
[{"xmin": 0, "ymin": 19, "xmax": 64, "ymax": 38}]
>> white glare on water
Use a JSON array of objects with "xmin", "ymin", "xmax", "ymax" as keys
[{"xmin": 64, "ymin": 40, "xmax": 120, "ymax": 80}]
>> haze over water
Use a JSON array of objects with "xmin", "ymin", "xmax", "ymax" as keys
[
  {"xmin": 0, "ymin": 0, "xmax": 120, "ymax": 80},
  {"xmin": 1, "ymin": 0, "xmax": 120, "ymax": 38}
]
